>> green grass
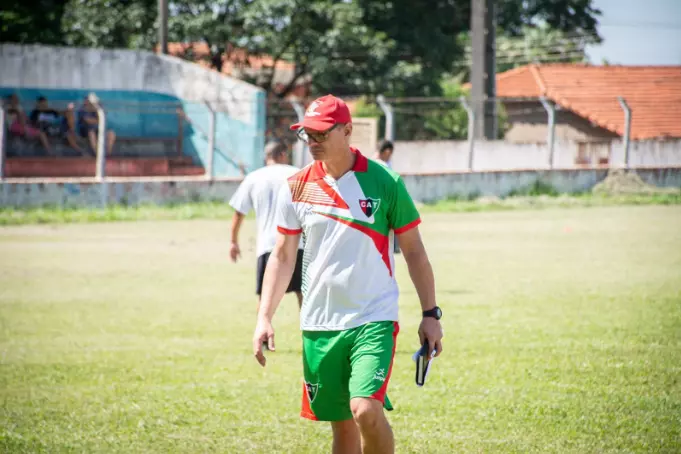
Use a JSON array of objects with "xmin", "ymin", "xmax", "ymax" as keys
[
  {"xmin": 424, "ymin": 191, "xmax": 681, "ymax": 213},
  {"xmin": 0, "ymin": 202, "xmax": 238, "ymax": 226},
  {"xmin": 1, "ymin": 206, "xmax": 681, "ymax": 453},
  {"xmin": 1, "ymin": 191, "xmax": 680, "ymax": 225}
]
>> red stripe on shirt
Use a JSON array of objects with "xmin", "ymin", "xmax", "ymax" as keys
[
  {"xmin": 394, "ymin": 218, "xmax": 421, "ymax": 235},
  {"xmin": 316, "ymin": 179, "xmax": 350, "ymax": 209},
  {"xmin": 316, "ymin": 212, "xmax": 392, "ymax": 277},
  {"xmin": 277, "ymin": 226, "xmax": 303, "ymax": 235}
]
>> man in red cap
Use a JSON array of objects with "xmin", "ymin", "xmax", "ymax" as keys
[{"xmin": 252, "ymin": 94, "xmax": 443, "ymax": 454}]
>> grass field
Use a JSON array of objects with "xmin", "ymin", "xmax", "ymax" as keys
[
  {"xmin": 1, "ymin": 191, "xmax": 680, "ymax": 226},
  {"xmin": 1, "ymin": 205, "xmax": 680, "ymax": 453}
]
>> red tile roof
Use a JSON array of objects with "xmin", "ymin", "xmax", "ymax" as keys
[
  {"xmin": 163, "ymin": 42, "xmax": 310, "ymax": 96},
  {"xmin": 495, "ymin": 64, "xmax": 681, "ymax": 139},
  {"xmin": 166, "ymin": 42, "xmax": 296, "ymax": 73}
]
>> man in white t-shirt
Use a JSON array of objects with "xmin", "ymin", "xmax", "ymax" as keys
[
  {"xmin": 229, "ymin": 141, "xmax": 304, "ymax": 313},
  {"xmin": 374, "ymin": 140, "xmax": 401, "ymax": 254},
  {"xmin": 374, "ymin": 140, "xmax": 394, "ymax": 168}
]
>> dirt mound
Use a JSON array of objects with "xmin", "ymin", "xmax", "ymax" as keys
[{"xmin": 592, "ymin": 169, "xmax": 677, "ymax": 195}]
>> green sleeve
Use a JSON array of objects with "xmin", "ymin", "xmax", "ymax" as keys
[{"xmin": 387, "ymin": 177, "xmax": 420, "ymax": 233}]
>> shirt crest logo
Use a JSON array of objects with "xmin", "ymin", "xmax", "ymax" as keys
[{"xmin": 359, "ymin": 198, "xmax": 380, "ymax": 217}]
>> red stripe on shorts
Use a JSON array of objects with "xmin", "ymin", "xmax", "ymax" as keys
[
  {"xmin": 300, "ymin": 381, "xmax": 318, "ymax": 421},
  {"xmin": 371, "ymin": 321, "xmax": 400, "ymax": 403}
]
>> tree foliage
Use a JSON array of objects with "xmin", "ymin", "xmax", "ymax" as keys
[
  {"xmin": 2, "ymin": 0, "xmax": 601, "ymax": 99},
  {"xmin": 0, "ymin": 0, "xmax": 66, "ymax": 45},
  {"xmin": 61, "ymin": 0, "xmax": 158, "ymax": 49}
]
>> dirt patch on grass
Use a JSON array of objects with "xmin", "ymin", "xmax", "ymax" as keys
[{"xmin": 592, "ymin": 169, "xmax": 679, "ymax": 195}]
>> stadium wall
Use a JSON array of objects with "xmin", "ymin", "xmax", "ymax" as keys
[
  {"xmin": 0, "ymin": 44, "xmax": 266, "ymax": 177},
  {"xmin": 391, "ymin": 140, "xmax": 681, "ymax": 174},
  {"xmin": 2, "ymin": 168, "xmax": 680, "ymax": 208}
]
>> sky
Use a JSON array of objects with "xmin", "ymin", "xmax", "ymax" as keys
[{"xmin": 586, "ymin": 0, "xmax": 681, "ymax": 65}]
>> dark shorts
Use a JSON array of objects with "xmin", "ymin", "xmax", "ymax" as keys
[
  {"xmin": 79, "ymin": 124, "xmax": 98, "ymax": 138},
  {"xmin": 256, "ymin": 249, "xmax": 304, "ymax": 296}
]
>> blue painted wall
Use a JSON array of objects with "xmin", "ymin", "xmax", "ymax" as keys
[{"xmin": 2, "ymin": 87, "xmax": 262, "ymax": 177}]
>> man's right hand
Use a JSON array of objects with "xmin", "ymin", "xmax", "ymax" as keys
[
  {"xmin": 229, "ymin": 242, "xmax": 241, "ymax": 262},
  {"xmin": 253, "ymin": 318, "xmax": 275, "ymax": 367}
]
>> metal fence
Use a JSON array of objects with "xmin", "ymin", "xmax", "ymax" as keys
[
  {"xmin": 367, "ymin": 95, "xmax": 680, "ymax": 171},
  {"xmin": 2, "ymin": 93, "xmax": 680, "ymax": 181}
]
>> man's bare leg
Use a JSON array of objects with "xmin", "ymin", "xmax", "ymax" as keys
[
  {"xmin": 87, "ymin": 130, "xmax": 97, "ymax": 153},
  {"xmin": 65, "ymin": 131, "xmax": 85, "ymax": 155},
  {"xmin": 106, "ymin": 130, "xmax": 116, "ymax": 155},
  {"xmin": 37, "ymin": 131, "xmax": 52, "ymax": 155},
  {"xmin": 350, "ymin": 398, "xmax": 394, "ymax": 454},
  {"xmin": 331, "ymin": 419, "xmax": 361, "ymax": 454}
]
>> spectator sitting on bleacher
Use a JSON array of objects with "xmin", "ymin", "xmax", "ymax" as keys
[
  {"xmin": 77, "ymin": 95, "xmax": 116, "ymax": 156},
  {"xmin": 3, "ymin": 94, "xmax": 52, "ymax": 155},
  {"xmin": 29, "ymin": 96, "xmax": 86, "ymax": 156}
]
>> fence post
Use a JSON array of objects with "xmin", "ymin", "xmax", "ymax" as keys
[
  {"xmin": 91, "ymin": 94, "xmax": 107, "ymax": 182},
  {"xmin": 205, "ymin": 102, "xmax": 216, "ymax": 180},
  {"xmin": 539, "ymin": 96, "xmax": 556, "ymax": 169},
  {"xmin": 176, "ymin": 108, "xmax": 184, "ymax": 157},
  {"xmin": 376, "ymin": 95, "xmax": 395, "ymax": 141},
  {"xmin": 459, "ymin": 96, "xmax": 476, "ymax": 171},
  {"xmin": 0, "ymin": 107, "xmax": 5, "ymax": 181},
  {"xmin": 617, "ymin": 97, "xmax": 631, "ymax": 169},
  {"xmin": 290, "ymin": 99, "xmax": 308, "ymax": 168}
]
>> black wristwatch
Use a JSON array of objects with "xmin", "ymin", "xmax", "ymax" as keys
[{"xmin": 422, "ymin": 306, "xmax": 442, "ymax": 320}]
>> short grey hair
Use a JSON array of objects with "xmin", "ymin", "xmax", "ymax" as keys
[{"xmin": 264, "ymin": 141, "xmax": 288, "ymax": 159}]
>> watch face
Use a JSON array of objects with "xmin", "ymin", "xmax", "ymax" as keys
[{"xmin": 436, "ymin": 307, "xmax": 442, "ymax": 318}]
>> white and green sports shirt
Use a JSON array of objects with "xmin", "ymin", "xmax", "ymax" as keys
[{"xmin": 276, "ymin": 148, "xmax": 421, "ymax": 331}]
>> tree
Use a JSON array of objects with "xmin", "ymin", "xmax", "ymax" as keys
[
  {"xmin": 166, "ymin": 0, "xmax": 246, "ymax": 73},
  {"xmin": 168, "ymin": 0, "xmax": 398, "ymax": 97},
  {"xmin": 61, "ymin": 0, "xmax": 158, "ymax": 49},
  {"xmin": 394, "ymin": 76, "xmax": 509, "ymax": 141},
  {"xmin": 0, "ymin": 0, "xmax": 65, "ymax": 45},
  {"xmin": 166, "ymin": 0, "xmax": 602, "ymax": 97},
  {"xmin": 457, "ymin": 23, "xmax": 600, "ymax": 76},
  {"xmin": 422, "ymin": 77, "xmax": 471, "ymax": 140},
  {"xmin": 1, "ymin": 0, "xmax": 602, "ymax": 100},
  {"xmin": 496, "ymin": 0, "xmax": 601, "ymax": 37}
]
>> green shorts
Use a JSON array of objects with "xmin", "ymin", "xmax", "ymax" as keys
[{"xmin": 300, "ymin": 321, "xmax": 399, "ymax": 422}]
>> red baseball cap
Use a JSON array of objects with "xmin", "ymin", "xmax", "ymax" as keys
[{"xmin": 290, "ymin": 94, "xmax": 352, "ymax": 131}]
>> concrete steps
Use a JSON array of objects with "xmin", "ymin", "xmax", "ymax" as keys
[
  {"xmin": 6, "ymin": 136, "xmax": 181, "ymax": 158},
  {"xmin": 5, "ymin": 157, "xmax": 204, "ymax": 178}
]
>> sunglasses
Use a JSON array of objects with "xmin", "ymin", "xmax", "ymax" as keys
[{"xmin": 296, "ymin": 123, "xmax": 342, "ymax": 144}]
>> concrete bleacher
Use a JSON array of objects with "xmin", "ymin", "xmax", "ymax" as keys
[
  {"xmin": 5, "ymin": 156, "xmax": 203, "ymax": 178},
  {"xmin": 1, "ymin": 87, "xmax": 203, "ymax": 178},
  {"xmin": 1, "ymin": 44, "xmax": 266, "ymax": 179}
]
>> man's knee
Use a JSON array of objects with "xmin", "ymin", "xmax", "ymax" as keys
[{"xmin": 350, "ymin": 397, "xmax": 384, "ymax": 430}]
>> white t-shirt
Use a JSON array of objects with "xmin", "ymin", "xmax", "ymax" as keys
[
  {"xmin": 276, "ymin": 149, "xmax": 421, "ymax": 331},
  {"xmin": 229, "ymin": 164, "xmax": 303, "ymax": 257},
  {"xmin": 375, "ymin": 157, "xmax": 391, "ymax": 169}
]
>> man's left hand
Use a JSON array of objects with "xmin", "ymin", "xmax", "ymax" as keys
[
  {"xmin": 229, "ymin": 242, "xmax": 241, "ymax": 262},
  {"xmin": 418, "ymin": 317, "xmax": 443, "ymax": 359}
]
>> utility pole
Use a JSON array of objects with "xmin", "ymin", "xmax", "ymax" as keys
[
  {"xmin": 158, "ymin": 0, "xmax": 169, "ymax": 54},
  {"xmin": 470, "ymin": 0, "xmax": 497, "ymax": 140}
]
